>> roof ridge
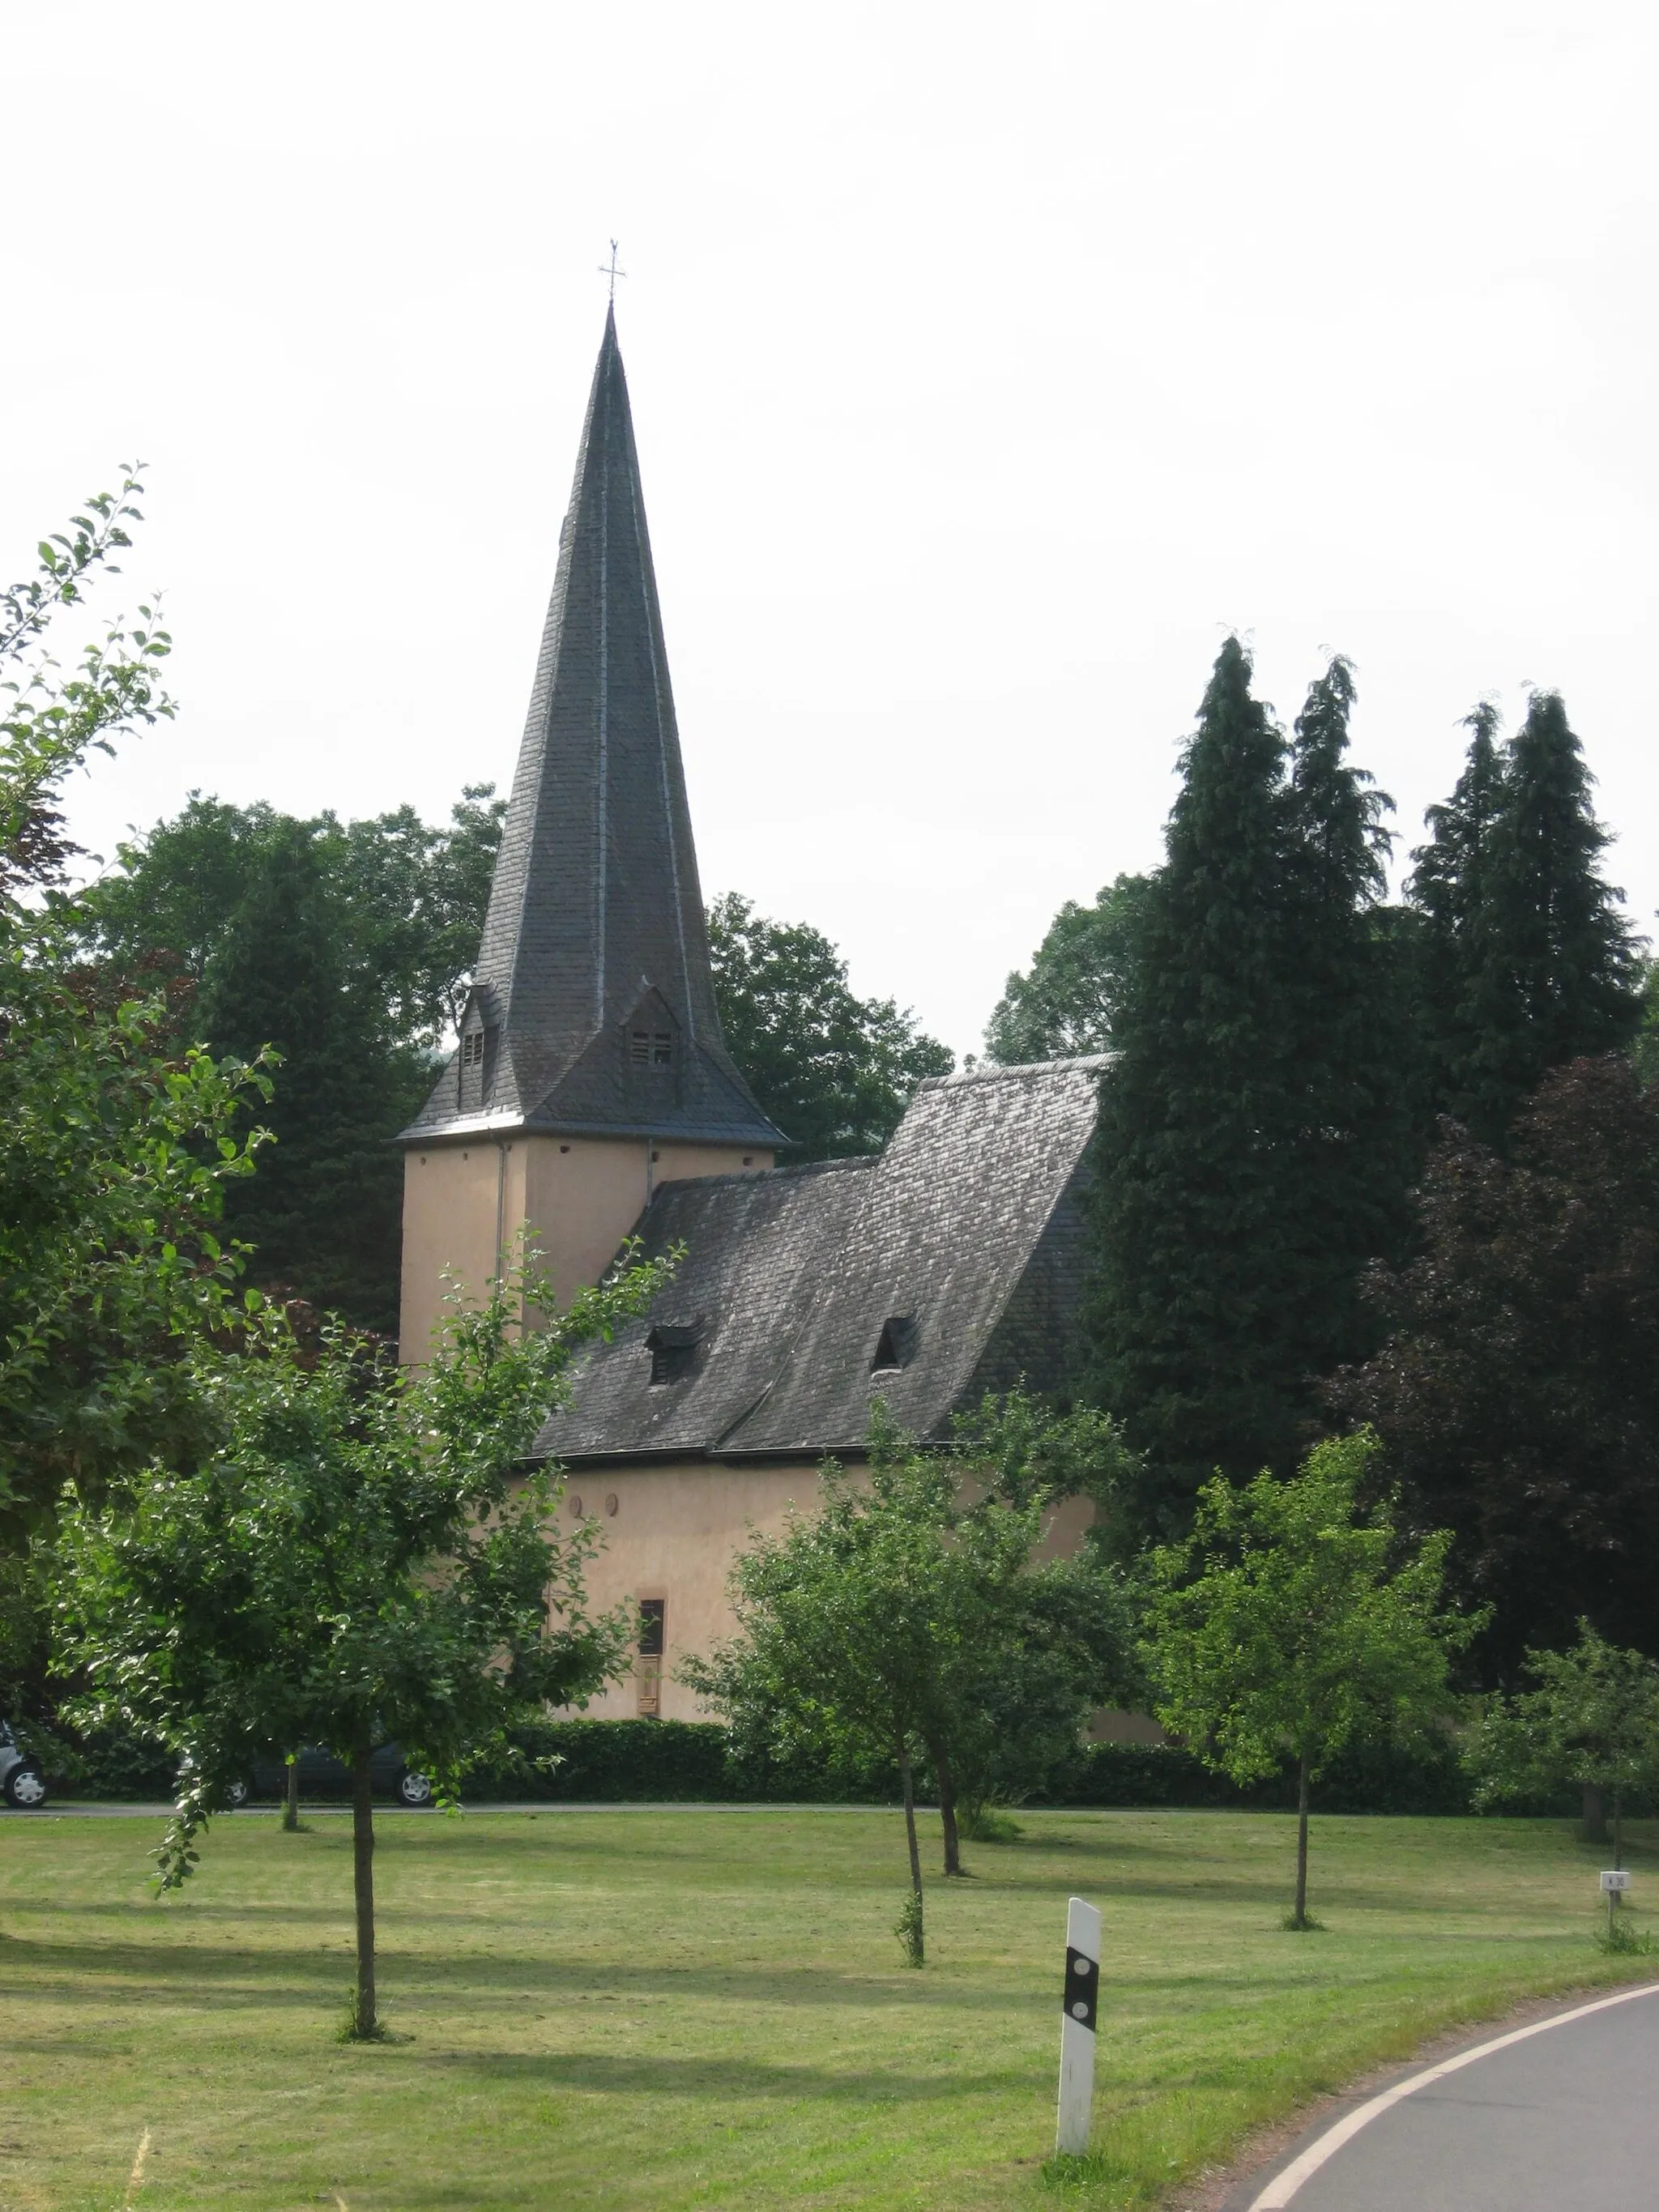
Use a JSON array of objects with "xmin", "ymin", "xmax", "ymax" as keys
[
  {"xmin": 646, "ymin": 1155, "xmax": 876, "ymax": 1196},
  {"xmin": 919, "ymin": 1052, "xmax": 1113, "ymax": 1090}
]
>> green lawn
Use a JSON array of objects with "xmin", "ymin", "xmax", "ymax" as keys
[{"xmin": 0, "ymin": 1804, "xmax": 1652, "ymax": 2211}]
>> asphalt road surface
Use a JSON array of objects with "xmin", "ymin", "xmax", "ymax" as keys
[{"xmin": 1233, "ymin": 1982, "xmax": 1659, "ymax": 2212}]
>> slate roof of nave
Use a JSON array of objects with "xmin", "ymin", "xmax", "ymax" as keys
[{"xmin": 532, "ymin": 1055, "xmax": 1107, "ymax": 1464}]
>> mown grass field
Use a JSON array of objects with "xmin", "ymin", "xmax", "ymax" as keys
[{"xmin": 0, "ymin": 1803, "xmax": 1652, "ymax": 2211}]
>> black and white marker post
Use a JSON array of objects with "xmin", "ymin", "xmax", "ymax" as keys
[{"xmin": 1056, "ymin": 1894, "xmax": 1101, "ymax": 2157}]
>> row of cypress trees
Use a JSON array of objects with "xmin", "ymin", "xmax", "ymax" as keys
[{"xmin": 1085, "ymin": 638, "xmax": 1645, "ymax": 1536}]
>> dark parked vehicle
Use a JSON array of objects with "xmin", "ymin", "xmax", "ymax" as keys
[
  {"xmin": 223, "ymin": 1743, "xmax": 432, "ymax": 1809},
  {"xmin": 0, "ymin": 1722, "xmax": 47, "ymax": 1809}
]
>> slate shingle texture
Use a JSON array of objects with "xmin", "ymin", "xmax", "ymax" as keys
[
  {"xmin": 534, "ymin": 1056, "xmax": 1107, "ymax": 1464},
  {"xmin": 401, "ymin": 305, "xmax": 782, "ymax": 1150}
]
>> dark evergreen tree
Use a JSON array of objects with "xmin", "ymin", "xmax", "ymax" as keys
[
  {"xmin": 1634, "ymin": 958, "xmax": 1659, "ymax": 1091},
  {"xmin": 1283, "ymin": 658, "xmax": 1419, "ymax": 1278},
  {"xmin": 1410, "ymin": 703, "xmax": 1505, "ymax": 1124},
  {"xmin": 1085, "ymin": 641, "xmax": 1299, "ymax": 1519},
  {"xmin": 1085, "ymin": 642, "xmax": 1408, "ymax": 1534},
  {"xmin": 197, "ymin": 823, "xmax": 429, "ymax": 1330},
  {"xmin": 1410, "ymin": 693, "xmax": 1642, "ymax": 1142},
  {"xmin": 1470, "ymin": 691, "xmax": 1644, "ymax": 1133}
]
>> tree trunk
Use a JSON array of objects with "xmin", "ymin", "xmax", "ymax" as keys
[
  {"xmin": 283, "ymin": 1752, "xmax": 301, "ymax": 1832},
  {"xmin": 898, "ymin": 1737, "xmax": 924, "ymax": 1964},
  {"xmin": 1613, "ymin": 1783, "xmax": 1623, "ymax": 1871},
  {"xmin": 1292, "ymin": 1752, "xmax": 1311, "ymax": 1929},
  {"xmin": 350, "ymin": 1740, "xmax": 377, "ymax": 2038},
  {"xmin": 931, "ymin": 1737, "xmax": 962, "ymax": 1876},
  {"xmin": 1581, "ymin": 1783, "xmax": 1609, "ymax": 1845}
]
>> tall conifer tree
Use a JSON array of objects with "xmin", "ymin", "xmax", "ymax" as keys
[
  {"xmin": 1410, "ymin": 693, "xmax": 1642, "ymax": 1141},
  {"xmin": 1086, "ymin": 642, "xmax": 1406, "ymax": 1533},
  {"xmin": 1409, "ymin": 703, "xmax": 1505, "ymax": 1127},
  {"xmin": 1283, "ymin": 655, "xmax": 1417, "ymax": 1306},
  {"xmin": 1472, "ymin": 691, "xmax": 1643, "ymax": 1132}
]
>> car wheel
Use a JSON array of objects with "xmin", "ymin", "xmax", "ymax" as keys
[
  {"xmin": 224, "ymin": 1777, "xmax": 253, "ymax": 1809},
  {"xmin": 3, "ymin": 1765, "xmax": 48, "ymax": 1809},
  {"xmin": 395, "ymin": 1768, "xmax": 433, "ymax": 1807}
]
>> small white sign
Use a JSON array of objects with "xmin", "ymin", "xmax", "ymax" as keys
[{"xmin": 1601, "ymin": 1869, "xmax": 1632, "ymax": 1893}]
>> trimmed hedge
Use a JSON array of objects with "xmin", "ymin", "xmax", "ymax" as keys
[
  {"xmin": 468, "ymin": 1720, "xmax": 735, "ymax": 1802},
  {"xmin": 467, "ymin": 1720, "xmax": 900, "ymax": 1804},
  {"xmin": 66, "ymin": 1713, "xmax": 1621, "ymax": 1822},
  {"xmin": 463, "ymin": 1719, "xmax": 1478, "ymax": 1816},
  {"xmin": 1042, "ymin": 1734, "xmax": 1474, "ymax": 1816}
]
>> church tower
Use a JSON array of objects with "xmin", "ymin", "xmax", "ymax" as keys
[{"xmin": 397, "ymin": 307, "xmax": 783, "ymax": 1358}]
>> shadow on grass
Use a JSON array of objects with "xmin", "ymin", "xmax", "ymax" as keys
[
  {"xmin": 396, "ymin": 2044, "xmax": 1030, "ymax": 2103},
  {"xmin": 0, "ymin": 1936, "xmax": 1056, "ymax": 2017}
]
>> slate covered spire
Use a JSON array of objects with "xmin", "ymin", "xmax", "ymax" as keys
[{"xmin": 404, "ymin": 306, "xmax": 783, "ymax": 1148}]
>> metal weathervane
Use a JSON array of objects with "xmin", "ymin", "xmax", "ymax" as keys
[{"xmin": 599, "ymin": 239, "xmax": 628, "ymax": 300}]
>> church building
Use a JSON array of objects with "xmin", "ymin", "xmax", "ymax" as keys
[{"xmin": 398, "ymin": 309, "xmax": 1101, "ymax": 1721}]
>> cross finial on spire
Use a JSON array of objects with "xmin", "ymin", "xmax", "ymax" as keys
[{"xmin": 598, "ymin": 239, "xmax": 627, "ymax": 300}]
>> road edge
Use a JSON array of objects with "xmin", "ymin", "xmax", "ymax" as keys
[{"xmin": 1160, "ymin": 1970, "xmax": 1659, "ymax": 2212}]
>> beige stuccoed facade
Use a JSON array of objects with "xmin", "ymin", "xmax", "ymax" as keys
[
  {"xmin": 557, "ymin": 1469, "xmax": 1098, "ymax": 1724},
  {"xmin": 398, "ymin": 1132, "xmax": 772, "ymax": 1362}
]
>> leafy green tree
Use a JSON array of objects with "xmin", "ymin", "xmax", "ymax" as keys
[
  {"xmin": 0, "ymin": 473, "xmax": 269, "ymax": 1548},
  {"xmin": 706, "ymin": 893, "xmax": 952, "ymax": 1157},
  {"xmin": 1333, "ymin": 1055, "xmax": 1659, "ymax": 1677},
  {"xmin": 2, "ymin": 468, "xmax": 170, "ymax": 889},
  {"xmin": 1410, "ymin": 694, "xmax": 1643, "ymax": 1142},
  {"xmin": 1465, "ymin": 1622, "xmax": 1659, "ymax": 1862},
  {"xmin": 983, "ymin": 874, "xmax": 1150, "ymax": 1065},
  {"xmin": 932, "ymin": 1393, "xmax": 1139, "ymax": 1823},
  {"xmin": 1142, "ymin": 1431, "xmax": 1472, "ymax": 1928},
  {"xmin": 57, "ymin": 1247, "xmax": 667, "ymax": 2040},
  {"xmin": 684, "ymin": 1405, "xmax": 1129, "ymax": 1907},
  {"xmin": 79, "ymin": 786, "xmax": 506, "ymax": 1053},
  {"xmin": 1085, "ymin": 643, "xmax": 1406, "ymax": 1527}
]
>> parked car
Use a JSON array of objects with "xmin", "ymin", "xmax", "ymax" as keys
[
  {"xmin": 223, "ymin": 1742, "xmax": 432, "ymax": 1809},
  {"xmin": 0, "ymin": 1722, "xmax": 49, "ymax": 1809}
]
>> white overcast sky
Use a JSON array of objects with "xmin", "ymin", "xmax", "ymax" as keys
[{"xmin": 5, "ymin": 2, "xmax": 1655, "ymax": 1058}]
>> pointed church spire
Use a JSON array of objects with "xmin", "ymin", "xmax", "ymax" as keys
[{"xmin": 403, "ymin": 310, "xmax": 783, "ymax": 1148}]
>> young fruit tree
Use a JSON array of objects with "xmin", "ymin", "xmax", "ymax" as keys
[
  {"xmin": 57, "ymin": 1251, "xmax": 667, "ymax": 2039},
  {"xmin": 1465, "ymin": 1622, "xmax": 1659, "ymax": 1864},
  {"xmin": 1141, "ymin": 1431, "xmax": 1473, "ymax": 1928},
  {"xmin": 681, "ymin": 1400, "xmax": 1131, "ymax": 1962}
]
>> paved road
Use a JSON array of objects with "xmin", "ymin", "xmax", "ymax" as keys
[{"xmin": 1234, "ymin": 1983, "xmax": 1659, "ymax": 2212}]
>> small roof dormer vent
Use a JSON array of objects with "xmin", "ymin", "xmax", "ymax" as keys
[
  {"xmin": 646, "ymin": 1321, "xmax": 704, "ymax": 1387},
  {"xmin": 871, "ymin": 1315, "xmax": 918, "ymax": 1375}
]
